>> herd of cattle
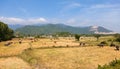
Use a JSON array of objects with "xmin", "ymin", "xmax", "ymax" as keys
[
  {"xmin": 4, "ymin": 38, "xmax": 38, "ymax": 46},
  {"xmin": 3, "ymin": 38, "xmax": 120, "ymax": 51},
  {"xmin": 97, "ymin": 42, "xmax": 119, "ymax": 50}
]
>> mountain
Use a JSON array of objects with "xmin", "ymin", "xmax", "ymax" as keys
[
  {"xmin": 8, "ymin": 24, "xmax": 24, "ymax": 30},
  {"xmin": 8, "ymin": 24, "xmax": 43, "ymax": 30},
  {"xmin": 15, "ymin": 24, "xmax": 113, "ymax": 35}
]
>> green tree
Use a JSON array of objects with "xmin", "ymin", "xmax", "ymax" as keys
[
  {"xmin": 94, "ymin": 34, "xmax": 101, "ymax": 41},
  {"xmin": 75, "ymin": 34, "xmax": 81, "ymax": 41},
  {"xmin": 55, "ymin": 32, "xmax": 72, "ymax": 37},
  {"xmin": 0, "ymin": 21, "xmax": 14, "ymax": 41},
  {"xmin": 114, "ymin": 34, "xmax": 120, "ymax": 38},
  {"xmin": 116, "ymin": 37, "xmax": 120, "ymax": 43},
  {"xmin": 114, "ymin": 34, "xmax": 120, "ymax": 43}
]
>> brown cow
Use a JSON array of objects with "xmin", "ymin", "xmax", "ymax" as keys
[{"xmin": 4, "ymin": 42, "xmax": 13, "ymax": 46}]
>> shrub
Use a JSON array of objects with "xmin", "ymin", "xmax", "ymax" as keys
[
  {"xmin": 98, "ymin": 41, "xmax": 108, "ymax": 47},
  {"xmin": 75, "ymin": 34, "xmax": 81, "ymax": 41},
  {"xmin": 97, "ymin": 59, "xmax": 120, "ymax": 69},
  {"xmin": 100, "ymin": 41, "xmax": 108, "ymax": 45}
]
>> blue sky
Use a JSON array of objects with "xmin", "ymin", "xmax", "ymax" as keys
[{"xmin": 0, "ymin": 0, "xmax": 120, "ymax": 32}]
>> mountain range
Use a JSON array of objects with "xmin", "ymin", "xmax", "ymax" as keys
[{"xmin": 11, "ymin": 24, "xmax": 113, "ymax": 35}]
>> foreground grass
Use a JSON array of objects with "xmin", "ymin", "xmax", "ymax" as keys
[
  {"xmin": 0, "ymin": 36, "xmax": 119, "ymax": 69},
  {"xmin": 18, "ymin": 46, "xmax": 120, "ymax": 69},
  {"xmin": 0, "ymin": 57, "xmax": 31, "ymax": 69},
  {"xmin": 0, "ymin": 42, "xmax": 29, "ymax": 57},
  {"xmin": 98, "ymin": 59, "xmax": 120, "ymax": 69}
]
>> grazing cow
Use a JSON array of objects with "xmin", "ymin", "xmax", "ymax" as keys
[
  {"xmin": 98, "ymin": 44, "xmax": 104, "ymax": 47},
  {"xmin": 79, "ymin": 42, "xmax": 82, "ymax": 46},
  {"xmin": 4, "ymin": 42, "xmax": 13, "ymax": 46},
  {"xmin": 19, "ymin": 40, "xmax": 22, "ymax": 44},
  {"xmin": 83, "ymin": 43, "xmax": 85, "ymax": 46},
  {"xmin": 79, "ymin": 42, "xmax": 85, "ymax": 46},
  {"xmin": 115, "ymin": 45, "xmax": 119, "ymax": 51},
  {"xmin": 110, "ymin": 43, "xmax": 116, "ymax": 47}
]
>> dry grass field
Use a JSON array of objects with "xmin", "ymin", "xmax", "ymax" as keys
[
  {"xmin": 0, "ymin": 57, "xmax": 31, "ymax": 69},
  {"xmin": 0, "ymin": 36, "xmax": 120, "ymax": 69},
  {"xmin": 19, "ymin": 46, "xmax": 120, "ymax": 69}
]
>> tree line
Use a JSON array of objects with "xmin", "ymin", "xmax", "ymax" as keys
[{"xmin": 0, "ymin": 21, "xmax": 14, "ymax": 41}]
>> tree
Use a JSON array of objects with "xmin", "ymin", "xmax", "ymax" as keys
[
  {"xmin": 113, "ymin": 34, "xmax": 120, "ymax": 43},
  {"xmin": 94, "ymin": 34, "xmax": 101, "ymax": 41},
  {"xmin": 116, "ymin": 37, "xmax": 120, "ymax": 43},
  {"xmin": 55, "ymin": 32, "xmax": 72, "ymax": 37},
  {"xmin": 0, "ymin": 21, "xmax": 14, "ymax": 41},
  {"xmin": 114, "ymin": 34, "xmax": 120, "ymax": 38},
  {"xmin": 75, "ymin": 34, "xmax": 81, "ymax": 41}
]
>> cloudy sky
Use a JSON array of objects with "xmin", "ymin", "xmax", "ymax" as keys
[{"xmin": 0, "ymin": 0, "xmax": 120, "ymax": 32}]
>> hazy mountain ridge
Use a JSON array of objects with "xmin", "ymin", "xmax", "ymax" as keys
[
  {"xmin": 8, "ymin": 24, "xmax": 24, "ymax": 30},
  {"xmin": 14, "ymin": 24, "xmax": 113, "ymax": 35}
]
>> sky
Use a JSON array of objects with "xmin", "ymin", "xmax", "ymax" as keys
[{"xmin": 0, "ymin": 0, "xmax": 120, "ymax": 32}]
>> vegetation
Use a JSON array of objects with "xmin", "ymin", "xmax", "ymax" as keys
[
  {"xmin": 100, "ymin": 41, "xmax": 107, "ymax": 44},
  {"xmin": 15, "ymin": 24, "xmax": 112, "ymax": 35},
  {"xmin": 114, "ymin": 34, "xmax": 120, "ymax": 38},
  {"xmin": 98, "ymin": 59, "xmax": 120, "ymax": 69},
  {"xmin": 94, "ymin": 34, "xmax": 101, "ymax": 41},
  {"xmin": 0, "ymin": 21, "xmax": 14, "ymax": 41},
  {"xmin": 55, "ymin": 32, "xmax": 72, "ymax": 37},
  {"xmin": 0, "ymin": 26, "xmax": 119, "ymax": 69},
  {"xmin": 116, "ymin": 37, "xmax": 120, "ymax": 43},
  {"xmin": 0, "ymin": 36, "xmax": 120, "ymax": 69},
  {"xmin": 114, "ymin": 34, "xmax": 120, "ymax": 43},
  {"xmin": 18, "ymin": 46, "xmax": 120, "ymax": 69},
  {"xmin": 75, "ymin": 34, "xmax": 81, "ymax": 41}
]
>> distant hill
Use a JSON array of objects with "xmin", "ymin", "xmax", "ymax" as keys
[
  {"xmin": 15, "ymin": 24, "xmax": 113, "ymax": 35},
  {"xmin": 8, "ymin": 24, "xmax": 43, "ymax": 30},
  {"xmin": 8, "ymin": 24, "xmax": 24, "ymax": 30}
]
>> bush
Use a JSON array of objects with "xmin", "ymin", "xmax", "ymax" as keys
[
  {"xmin": 100, "ymin": 41, "xmax": 107, "ymax": 45},
  {"xmin": 110, "ymin": 43, "xmax": 115, "ymax": 47},
  {"xmin": 107, "ymin": 39, "xmax": 112, "ymax": 42},
  {"xmin": 97, "ymin": 59, "xmax": 120, "ymax": 69},
  {"xmin": 116, "ymin": 37, "xmax": 120, "ymax": 43},
  {"xmin": 75, "ymin": 34, "xmax": 81, "ymax": 41},
  {"xmin": 98, "ymin": 41, "xmax": 108, "ymax": 47}
]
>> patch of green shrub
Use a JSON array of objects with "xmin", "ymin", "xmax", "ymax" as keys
[{"xmin": 98, "ymin": 59, "xmax": 120, "ymax": 69}]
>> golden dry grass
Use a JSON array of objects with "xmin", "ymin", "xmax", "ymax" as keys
[
  {"xmin": 0, "ymin": 42, "xmax": 29, "ymax": 57},
  {"xmin": 0, "ymin": 57, "xmax": 31, "ymax": 69},
  {"xmin": 0, "ymin": 36, "xmax": 119, "ymax": 69},
  {"xmin": 0, "ymin": 38, "xmax": 79, "ymax": 57},
  {"xmin": 20, "ymin": 46, "xmax": 120, "ymax": 69}
]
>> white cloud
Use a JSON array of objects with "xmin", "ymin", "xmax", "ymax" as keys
[
  {"xmin": 0, "ymin": 17, "xmax": 47, "ymax": 25},
  {"xmin": 28, "ymin": 18, "xmax": 47, "ymax": 23},
  {"xmin": 0, "ymin": 17, "xmax": 24, "ymax": 24},
  {"xmin": 59, "ymin": 3, "xmax": 120, "ymax": 32},
  {"xmin": 89, "ymin": 4, "xmax": 120, "ymax": 9}
]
